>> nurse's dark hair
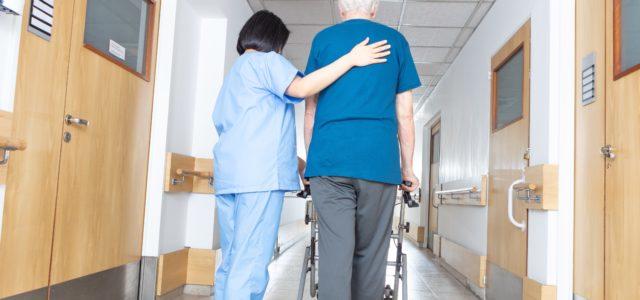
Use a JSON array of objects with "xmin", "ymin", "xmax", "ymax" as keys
[{"xmin": 237, "ymin": 10, "xmax": 290, "ymax": 55}]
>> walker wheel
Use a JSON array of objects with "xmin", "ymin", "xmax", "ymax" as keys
[{"xmin": 383, "ymin": 284, "xmax": 394, "ymax": 299}]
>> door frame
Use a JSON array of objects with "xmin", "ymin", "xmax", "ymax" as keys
[{"xmin": 422, "ymin": 113, "xmax": 441, "ymax": 250}]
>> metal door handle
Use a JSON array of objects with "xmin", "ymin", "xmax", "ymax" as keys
[
  {"xmin": 65, "ymin": 114, "xmax": 89, "ymax": 127},
  {"xmin": 508, "ymin": 177, "xmax": 527, "ymax": 231},
  {"xmin": 601, "ymin": 145, "xmax": 615, "ymax": 159},
  {"xmin": 523, "ymin": 148, "xmax": 532, "ymax": 161}
]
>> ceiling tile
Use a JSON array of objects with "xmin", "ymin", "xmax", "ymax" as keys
[
  {"xmin": 291, "ymin": 58, "xmax": 308, "ymax": 72},
  {"xmin": 283, "ymin": 43, "xmax": 311, "ymax": 62},
  {"xmin": 287, "ymin": 25, "xmax": 327, "ymax": 44},
  {"xmin": 252, "ymin": 0, "xmax": 496, "ymax": 107},
  {"xmin": 264, "ymin": 0, "xmax": 334, "ymax": 25},
  {"xmin": 454, "ymin": 28, "xmax": 474, "ymax": 47},
  {"xmin": 467, "ymin": 2, "xmax": 493, "ymax": 27},
  {"xmin": 331, "ymin": 1, "xmax": 402, "ymax": 25},
  {"xmin": 420, "ymin": 75, "xmax": 442, "ymax": 86},
  {"xmin": 446, "ymin": 47, "xmax": 461, "ymax": 62},
  {"xmin": 401, "ymin": 27, "xmax": 460, "ymax": 47},
  {"xmin": 402, "ymin": 2, "xmax": 477, "ymax": 27},
  {"xmin": 411, "ymin": 47, "xmax": 450, "ymax": 63},
  {"xmin": 414, "ymin": 85, "xmax": 428, "ymax": 94},
  {"xmin": 415, "ymin": 62, "xmax": 450, "ymax": 76},
  {"xmin": 374, "ymin": 1, "xmax": 403, "ymax": 26}
]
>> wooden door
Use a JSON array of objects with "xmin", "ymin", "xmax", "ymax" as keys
[
  {"xmin": 0, "ymin": 0, "xmax": 75, "ymax": 297},
  {"xmin": 427, "ymin": 122, "xmax": 440, "ymax": 250},
  {"xmin": 604, "ymin": 0, "xmax": 640, "ymax": 298},
  {"xmin": 574, "ymin": 0, "xmax": 606, "ymax": 299},
  {"xmin": 48, "ymin": 0, "xmax": 159, "ymax": 284},
  {"xmin": 487, "ymin": 20, "xmax": 530, "ymax": 280}
]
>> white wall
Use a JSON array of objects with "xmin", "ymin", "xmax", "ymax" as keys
[
  {"xmin": 157, "ymin": 0, "xmax": 202, "ymax": 254},
  {"xmin": 0, "ymin": 12, "xmax": 22, "ymax": 240},
  {"xmin": 184, "ymin": 17, "xmax": 227, "ymax": 250},
  {"xmin": 0, "ymin": 13, "xmax": 21, "ymax": 112},
  {"xmin": 415, "ymin": 0, "xmax": 573, "ymax": 291},
  {"xmin": 142, "ymin": 0, "xmax": 255, "ymax": 256}
]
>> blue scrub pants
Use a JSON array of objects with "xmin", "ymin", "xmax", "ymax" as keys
[{"xmin": 215, "ymin": 191, "xmax": 284, "ymax": 300}]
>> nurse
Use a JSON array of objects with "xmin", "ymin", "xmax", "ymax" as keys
[{"xmin": 211, "ymin": 10, "xmax": 391, "ymax": 300}]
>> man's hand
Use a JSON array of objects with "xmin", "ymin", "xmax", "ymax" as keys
[{"xmin": 400, "ymin": 170, "xmax": 419, "ymax": 192}]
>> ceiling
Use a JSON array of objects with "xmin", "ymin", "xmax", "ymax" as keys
[{"xmin": 246, "ymin": 0, "xmax": 494, "ymax": 104}]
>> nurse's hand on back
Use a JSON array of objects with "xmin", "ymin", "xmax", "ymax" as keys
[
  {"xmin": 211, "ymin": 9, "xmax": 390, "ymax": 300},
  {"xmin": 285, "ymin": 37, "xmax": 390, "ymax": 99}
]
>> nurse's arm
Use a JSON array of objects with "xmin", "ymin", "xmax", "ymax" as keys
[
  {"xmin": 285, "ymin": 38, "xmax": 390, "ymax": 99},
  {"xmin": 396, "ymin": 90, "xmax": 419, "ymax": 192},
  {"xmin": 304, "ymin": 94, "xmax": 318, "ymax": 152}
]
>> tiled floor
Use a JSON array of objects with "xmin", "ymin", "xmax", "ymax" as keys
[{"xmin": 161, "ymin": 238, "xmax": 478, "ymax": 300}]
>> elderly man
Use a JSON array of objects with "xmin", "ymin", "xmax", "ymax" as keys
[{"xmin": 303, "ymin": 0, "xmax": 421, "ymax": 299}]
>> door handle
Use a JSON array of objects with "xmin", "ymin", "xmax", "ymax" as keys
[
  {"xmin": 508, "ymin": 177, "xmax": 526, "ymax": 231},
  {"xmin": 64, "ymin": 114, "xmax": 90, "ymax": 127},
  {"xmin": 523, "ymin": 148, "xmax": 532, "ymax": 161},
  {"xmin": 600, "ymin": 145, "xmax": 615, "ymax": 159}
]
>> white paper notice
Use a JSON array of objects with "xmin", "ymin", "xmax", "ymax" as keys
[{"xmin": 109, "ymin": 40, "xmax": 126, "ymax": 61}]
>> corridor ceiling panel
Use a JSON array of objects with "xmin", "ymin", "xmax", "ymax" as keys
[{"xmin": 247, "ymin": 0, "xmax": 495, "ymax": 103}]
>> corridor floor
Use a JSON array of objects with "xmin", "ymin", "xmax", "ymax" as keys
[{"xmin": 161, "ymin": 238, "xmax": 479, "ymax": 300}]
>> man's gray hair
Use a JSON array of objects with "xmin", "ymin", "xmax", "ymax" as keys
[{"xmin": 338, "ymin": 0, "xmax": 380, "ymax": 14}]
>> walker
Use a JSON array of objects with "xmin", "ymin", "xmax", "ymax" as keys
[{"xmin": 296, "ymin": 182, "xmax": 419, "ymax": 300}]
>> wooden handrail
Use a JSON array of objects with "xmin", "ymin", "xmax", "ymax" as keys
[
  {"xmin": 0, "ymin": 136, "xmax": 26, "ymax": 151},
  {"xmin": 514, "ymin": 182, "xmax": 537, "ymax": 191},
  {"xmin": 176, "ymin": 168, "xmax": 212, "ymax": 179}
]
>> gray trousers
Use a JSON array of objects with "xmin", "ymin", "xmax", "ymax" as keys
[{"xmin": 310, "ymin": 176, "xmax": 397, "ymax": 300}]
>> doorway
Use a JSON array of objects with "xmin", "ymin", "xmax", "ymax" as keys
[
  {"xmin": 575, "ymin": 1, "xmax": 640, "ymax": 299},
  {"xmin": 486, "ymin": 20, "xmax": 531, "ymax": 299},
  {"xmin": 426, "ymin": 121, "xmax": 441, "ymax": 250}
]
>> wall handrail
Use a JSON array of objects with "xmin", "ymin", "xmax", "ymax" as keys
[
  {"xmin": 435, "ymin": 175, "xmax": 487, "ymax": 206},
  {"xmin": 435, "ymin": 186, "xmax": 478, "ymax": 197},
  {"xmin": 173, "ymin": 168, "xmax": 213, "ymax": 186},
  {"xmin": 0, "ymin": 136, "xmax": 26, "ymax": 165}
]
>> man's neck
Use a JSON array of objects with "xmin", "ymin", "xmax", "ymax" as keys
[{"xmin": 342, "ymin": 11, "xmax": 373, "ymax": 21}]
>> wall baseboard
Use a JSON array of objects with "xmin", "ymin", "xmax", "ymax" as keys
[
  {"xmin": 156, "ymin": 248, "xmax": 216, "ymax": 296},
  {"xmin": 433, "ymin": 234, "xmax": 441, "ymax": 257},
  {"xmin": 439, "ymin": 237, "xmax": 486, "ymax": 288},
  {"xmin": 523, "ymin": 277, "xmax": 556, "ymax": 300},
  {"xmin": 406, "ymin": 225, "xmax": 426, "ymax": 247}
]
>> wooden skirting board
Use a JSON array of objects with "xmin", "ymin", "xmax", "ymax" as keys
[
  {"xmin": 439, "ymin": 237, "xmax": 486, "ymax": 288},
  {"xmin": 156, "ymin": 248, "xmax": 216, "ymax": 296},
  {"xmin": 407, "ymin": 225, "xmax": 426, "ymax": 246},
  {"xmin": 523, "ymin": 277, "xmax": 557, "ymax": 300},
  {"xmin": 433, "ymin": 234, "xmax": 442, "ymax": 257}
]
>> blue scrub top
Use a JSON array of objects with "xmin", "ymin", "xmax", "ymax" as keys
[
  {"xmin": 304, "ymin": 19, "xmax": 421, "ymax": 185},
  {"xmin": 212, "ymin": 51, "xmax": 303, "ymax": 195}
]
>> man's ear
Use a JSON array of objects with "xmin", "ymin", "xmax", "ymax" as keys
[
  {"xmin": 338, "ymin": 5, "xmax": 346, "ymax": 20},
  {"xmin": 370, "ymin": 4, "xmax": 379, "ymax": 19}
]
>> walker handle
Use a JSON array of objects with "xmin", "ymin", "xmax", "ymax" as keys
[
  {"xmin": 401, "ymin": 181, "xmax": 419, "ymax": 208},
  {"xmin": 297, "ymin": 184, "xmax": 311, "ymax": 199}
]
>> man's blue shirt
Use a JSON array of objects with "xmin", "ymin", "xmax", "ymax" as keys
[{"xmin": 304, "ymin": 19, "xmax": 421, "ymax": 185}]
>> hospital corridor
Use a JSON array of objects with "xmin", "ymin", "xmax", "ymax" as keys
[{"xmin": 0, "ymin": 0, "xmax": 638, "ymax": 299}]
